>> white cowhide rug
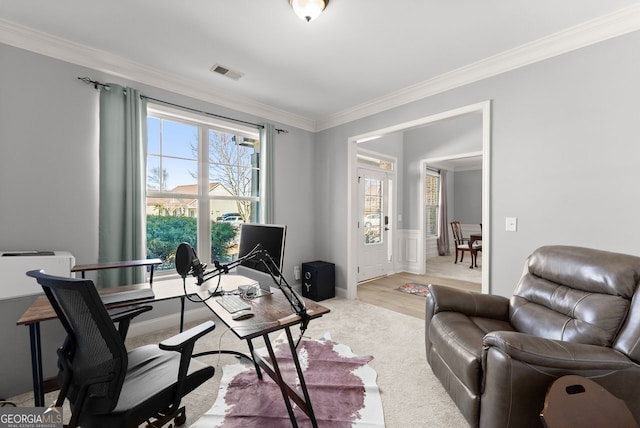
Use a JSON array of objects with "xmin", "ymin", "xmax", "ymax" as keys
[{"xmin": 191, "ymin": 333, "xmax": 384, "ymax": 427}]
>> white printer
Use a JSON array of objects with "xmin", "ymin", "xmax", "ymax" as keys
[{"xmin": 0, "ymin": 251, "xmax": 75, "ymax": 300}]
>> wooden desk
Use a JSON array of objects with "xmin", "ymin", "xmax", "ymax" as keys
[
  {"xmin": 469, "ymin": 233, "xmax": 482, "ymax": 269},
  {"xmin": 202, "ymin": 288, "xmax": 330, "ymax": 428},
  {"xmin": 18, "ymin": 273, "xmax": 330, "ymax": 428},
  {"xmin": 71, "ymin": 258, "xmax": 162, "ymax": 283}
]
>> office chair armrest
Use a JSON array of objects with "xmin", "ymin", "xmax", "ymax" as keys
[
  {"xmin": 159, "ymin": 320, "xmax": 216, "ymax": 352},
  {"xmin": 110, "ymin": 306, "xmax": 153, "ymax": 323},
  {"xmin": 110, "ymin": 306, "xmax": 153, "ymax": 340}
]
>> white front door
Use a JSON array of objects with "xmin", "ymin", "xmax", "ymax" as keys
[{"xmin": 357, "ymin": 168, "xmax": 392, "ymax": 282}]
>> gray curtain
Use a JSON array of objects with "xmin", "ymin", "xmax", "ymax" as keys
[
  {"xmin": 437, "ymin": 170, "xmax": 450, "ymax": 256},
  {"xmin": 260, "ymin": 123, "xmax": 275, "ymax": 224},
  {"xmin": 98, "ymin": 84, "xmax": 147, "ymax": 287}
]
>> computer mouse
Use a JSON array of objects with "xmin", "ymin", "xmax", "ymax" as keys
[{"xmin": 232, "ymin": 310, "xmax": 254, "ymax": 320}]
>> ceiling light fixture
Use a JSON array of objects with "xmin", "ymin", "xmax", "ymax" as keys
[{"xmin": 289, "ymin": 0, "xmax": 329, "ymax": 22}]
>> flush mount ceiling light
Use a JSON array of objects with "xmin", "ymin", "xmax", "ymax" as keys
[{"xmin": 289, "ymin": 0, "xmax": 329, "ymax": 22}]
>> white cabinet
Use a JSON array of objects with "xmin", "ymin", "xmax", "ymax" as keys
[{"xmin": 0, "ymin": 251, "xmax": 75, "ymax": 300}]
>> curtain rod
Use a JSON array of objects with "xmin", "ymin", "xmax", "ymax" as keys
[{"xmin": 78, "ymin": 77, "xmax": 265, "ymax": 130}]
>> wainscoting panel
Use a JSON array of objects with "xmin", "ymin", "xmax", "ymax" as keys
[{"xmin": 398, "ymin": 229, "xmax": 422, "ymax": 274}]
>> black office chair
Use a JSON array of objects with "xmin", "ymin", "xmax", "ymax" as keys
[{"xmin": 27, "ymin": 270, "xmax": 215, "ymax": 428}]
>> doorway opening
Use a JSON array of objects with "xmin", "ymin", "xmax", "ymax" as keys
[{"xmin": 346, "ymin": 101, "xmax": 491, "ymax": 299}]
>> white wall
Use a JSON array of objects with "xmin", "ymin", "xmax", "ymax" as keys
[{"xmin": 315, "ymin": 30, "xmax": 640, "ymax": 297}]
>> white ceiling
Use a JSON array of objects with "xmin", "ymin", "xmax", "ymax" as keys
[{"xmin": 2, "ymin": 1, "xmax": 639, "ymax": 131}]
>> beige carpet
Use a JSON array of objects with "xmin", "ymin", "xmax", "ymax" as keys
[{"xmin": 9, "ymin": 298, "xmax": 467, "ymax": 427}]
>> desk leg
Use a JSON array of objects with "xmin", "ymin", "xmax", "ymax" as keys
[
  {"xmin": 264, "ymin": 333, "xmax": 298, "ymax": 428},
  {"xmin": 285, "ymin": 327, "xmax": 318, "ymax": 428},
  {"xmin": 246, "ymin": 339, "xmax": 262, "ymax": 380},
  {"xmin": 179, "ymin": 296, "xmax": 185, "ymax": 333},
  {"xmin": 28, "ymin": 322, "xmax": 44, "ymax": 407}
]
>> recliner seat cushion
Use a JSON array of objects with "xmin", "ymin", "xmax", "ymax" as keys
[{"xmin": 430, "ymin": 312, "xmax": 514, "ymax": 392}]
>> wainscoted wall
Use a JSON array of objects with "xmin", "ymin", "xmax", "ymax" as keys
[
  {"xmin": 397, "ymin": 223, "xmax": 483, "ymax": 274},
  {"xmin": 397, "ymin": 229, "xmax": 422, "ymax": 274}
]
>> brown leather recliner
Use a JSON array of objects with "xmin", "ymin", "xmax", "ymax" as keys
[{"xmin": 425, "ymin": 245, "xmax": 640, "ymax": 428}]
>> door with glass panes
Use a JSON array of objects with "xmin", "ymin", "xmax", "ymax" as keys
[{"xmin": 357, "ymin": 168, "xmax": 392, "ymax": 282}]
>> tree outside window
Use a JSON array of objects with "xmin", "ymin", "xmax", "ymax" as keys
[{"xmin": 145, "ymin": 107, "xmax": 261, "ymax": 271}]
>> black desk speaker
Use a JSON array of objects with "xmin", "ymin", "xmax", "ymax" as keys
[{"xmin": 302, "ymin": 261, "xmax": 335, "ymax": 302}]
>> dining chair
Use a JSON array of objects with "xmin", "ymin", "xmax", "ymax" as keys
[{"xmin": 450, "ymin": 221, "xmax": 472, "ymax": 264}]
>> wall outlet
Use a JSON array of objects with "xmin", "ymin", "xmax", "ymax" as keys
[
  {"xmin": 294, "ymin": 265, "xmax": 301, "ymax": 280},
  {"xmin": 505, "ymin": 217, "xmax": 518, "ymax": 232}
]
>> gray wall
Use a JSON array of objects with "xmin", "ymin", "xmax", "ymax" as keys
[
  {"xmin": 0, "ymin": 43, "xmax": 317, "ymax": 397},
  {"xmin": 314, "ymin": 30, "xmax": 640, "ymax": 298},
  {"xmin": 452, "ymin": 169, "xmax": 482, "ymax": 224},
  {"xmin": 402, "ymin": 114, "xmax": 482, "ymax": 229}
]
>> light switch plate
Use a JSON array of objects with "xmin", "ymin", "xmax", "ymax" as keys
[{"xmin": 505, "ymin": 217, "xmax": 517, "ymax": 232}]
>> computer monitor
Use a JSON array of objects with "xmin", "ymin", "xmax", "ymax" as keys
[{"xmin": 235, "ymin": 223, "xmax": 287, "ymax": 293}]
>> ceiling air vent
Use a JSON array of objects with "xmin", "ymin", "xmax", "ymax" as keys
[{"xmin": 210, "ymin": 64, "xmax": 244, "ymax": 81}]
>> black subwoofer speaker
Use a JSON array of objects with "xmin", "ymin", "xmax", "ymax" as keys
[{"xmin": 301, "ymin": 261, "xmax": 335, "ymax": 302}]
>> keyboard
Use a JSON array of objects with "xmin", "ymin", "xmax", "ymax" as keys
[
  {"xmin": 216, "ymin": 294, "xmax": 251, "ymax": 314},
  {"xmin": 101, "ymin": 288, "xmax": 155, "ymax": 305}
]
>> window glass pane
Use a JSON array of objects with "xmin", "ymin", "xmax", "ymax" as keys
[
  {"xmin": 363, "ymin": 177, "xmax": 383, "ymax": 245},
  {"xmin": 146, "ymin": 107, "xmax": 260, "ymax": 275},
  {"xmin": 425, "ymin": 174, "xmax": 440, "ymax": 236},
  {"xmin": 162, "ymin": 120, "xmax": 198, "ymax": 160},
  {"xmin": 147, "ymin": 207, "xmax": 198, "ymax": 271},
  {"xmin": 162, "ymin": 157, "xmax": 198, "ymax": 193},
  {"xmin": 147, "ymin": 117, "xmax": 160, "ymax": 155},
  {"xmin": 211, "ymin": 199, "xmax": 241, "ymax": 263}
]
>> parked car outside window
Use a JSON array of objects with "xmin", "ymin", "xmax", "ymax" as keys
[{"xmin": 364, "ymin": 214, "xmax": 380, "ymax": 227}]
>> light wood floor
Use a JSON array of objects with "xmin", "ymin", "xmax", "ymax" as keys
[{"xmin": 357, "ymin": 256, "xmax": 482, "ymax": 320}]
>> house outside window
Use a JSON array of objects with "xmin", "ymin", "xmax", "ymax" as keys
[
  {"xmin": 425, "ymin": 171, "xmax": 440, "ymax": 237},
  {"xmin": 146, "ymin": 105, "xmax": 261, "ymax": 271}
]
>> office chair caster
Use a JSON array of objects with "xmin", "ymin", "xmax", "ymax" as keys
[{"xmin": 174, "ymin": 409, "xmax": 187, "ymax": 426}]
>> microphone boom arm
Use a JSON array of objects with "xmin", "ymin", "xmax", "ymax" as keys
[{"xmin": 198, "ymin": 244, "xmax": 309, "ymax": 328}]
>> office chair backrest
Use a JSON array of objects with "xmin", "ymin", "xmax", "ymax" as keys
[{"xmin": 27, "ymin": 270, "xmax": 128, "ymax": 414}]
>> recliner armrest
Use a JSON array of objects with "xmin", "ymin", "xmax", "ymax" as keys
[
  {"xmin": 159, "ymin": 320, "xmax": 216, "ymax": 352},
  {"xmin": 483, "ymin": 331, "xmax": 635, "ymax": 370},
  {"xmin": 428, "ymin": 284, "xmax": 509, "ymax": 320}
]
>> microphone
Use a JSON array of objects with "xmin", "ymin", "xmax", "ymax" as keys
[
  {"xmin": 190, "ymin": 247, "xmax": 206, "ymax": 285},
  {"xmin": 175, "ymin": 242, "xmax": 206, "ymax": 284}
]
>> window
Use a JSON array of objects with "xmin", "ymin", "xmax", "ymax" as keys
[
  {"xmin": 425, "ymin": 171, "xmax": 440, "ymax": 237},
  {"xmin": 146, "ymin": 105, "xmax": 261, "ymax": 272}
]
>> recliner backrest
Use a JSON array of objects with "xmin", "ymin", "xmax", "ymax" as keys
[{"xmin": 509, "ymin": 246, "xmax": 640, "ymax": 356}]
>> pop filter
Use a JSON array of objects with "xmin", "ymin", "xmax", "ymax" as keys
[{"xmin": 175, "ymin": 242, "xmax": 194, "ymax": 278}]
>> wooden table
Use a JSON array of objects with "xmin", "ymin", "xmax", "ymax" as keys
[
  {"xmin": 469, "ymin": 233, "xmax": 482, "ymax": 268},
  {"xmin": 201, "ymin": 284, "xmax": 330, "ymax": 428}
]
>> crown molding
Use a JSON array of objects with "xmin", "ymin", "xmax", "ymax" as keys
[
  {"xmin": 3, "ymin": 4, "xmax": 640, "ymax": 134},
  {"xmin": 0, "ymin": 19, "xmax": 317, "ymax": 132},
  {"xmin": 315, "ymin": 4, "xmax": 640, "ymax": 131}
]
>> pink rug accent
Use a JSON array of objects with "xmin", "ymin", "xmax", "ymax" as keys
[
  {"xmin": 193, "ymin": 334, "xmax": 384, "ymax": 427},
  {"xmin": 395, "ymin": 282, "xmax": 430, "ymax": 297}
]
